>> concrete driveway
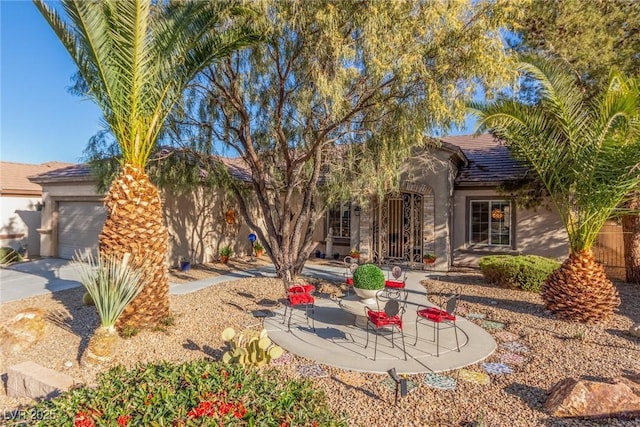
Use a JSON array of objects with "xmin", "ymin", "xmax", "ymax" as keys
[{"xmin": 0, "ymin": 258, "xmax": 83, "ymax": 303}]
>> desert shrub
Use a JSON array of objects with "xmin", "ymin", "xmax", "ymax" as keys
[
  {"xmin": 0, "ymin": 247, "xmax": 22, "ymax": 265},
  {"xmin": 478, "ymin": 255, "xmax": 560, "ymax": 292},
  {"xmin": 24, "ymin": 360, "xmax": 347, "ymax": 426},
  {"xmin": 352, "ymin": 263, "xmax": 385, "ymax": 290}
]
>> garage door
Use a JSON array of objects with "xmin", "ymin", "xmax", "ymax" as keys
[{"xmin": 58, "ymin": 202, "xmax": 107, "ymax": 260}]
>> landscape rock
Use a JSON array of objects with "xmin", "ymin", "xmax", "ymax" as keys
[
  {"xmin": 0, "ymin": 308, "xmax": 46, "ymax": 353},
  {"xmin": 545, "ymin": 375, "xmax": 640, "ymax": 419},
  {"xmin": 629, "ymin": 322, "xmax": 640, "ymax": 338}
]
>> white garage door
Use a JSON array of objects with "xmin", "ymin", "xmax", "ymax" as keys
[{"xmin": 58, "ymin": 202, "xmax": 107, "ymax": 260}]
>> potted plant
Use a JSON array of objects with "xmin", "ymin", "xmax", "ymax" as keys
[
  {"xmin": 423, "ymin": 253, "xmax": 436, "ymax": 264},
  {"xmin": 219, "ymin": 245, "xmax": 233, "ymax": 264},
  {"xmin": 254, "ymin": 242, "xmax": 265, "ymax": 257},
  {"xmin": 179, "ymin": 256, "xmax": 191, "ymax": 272},
  {"xmin": 74, "ymin": 253, "xmax": 145, "ymax": 366},
  {"xmin": 349, "ymin": 248, "xmax": 360, "ymax": 259},
  {"xmin": 352, "ymin": 263, "xmax": 385, "ymax": 303}
]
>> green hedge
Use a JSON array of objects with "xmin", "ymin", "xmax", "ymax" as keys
[
  {"xmin": 23, "ymin": 361, "xmax": 346, "ymax": 426},
  {"xmin": 478, "ymin": 255, "xmax": 560, "ymax": 292},
  {"xmin": 352, "ymin": 264, "xmax": 385, "ymax": 290}
]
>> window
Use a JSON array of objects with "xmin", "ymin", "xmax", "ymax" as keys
[
  {"xmin": 469, "ymin": 200, "xmax": 512, "ymax": 246},
  {"xmin": 327, "ymin": 202, "xmax": 351, "ymax": 238}
]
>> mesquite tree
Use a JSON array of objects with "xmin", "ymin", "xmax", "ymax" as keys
[{"xmin": 170, "ymin": 0, "xmax": 521, "ymax": 288}]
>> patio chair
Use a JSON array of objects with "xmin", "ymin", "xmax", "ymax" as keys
[
  {"xmin": 385, "ymin": 264, "xmax": 406, "ymax": 289},
  {"xmin": 343, "ymin": 256, "xmax": 358, "ymax": 295},
  {"xmin": 414, "ymin": 286, "xmax": 461, "ymax": 357},
  {"xmin": 282, "ymin": 283, "xmax": 315, "ymax": 332},
  {"xmin": 364, "ymin": 287, "xmax": 408, "ymax": 361}
]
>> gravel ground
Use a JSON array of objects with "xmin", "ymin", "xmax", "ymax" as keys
[{"xmin": 1, "ymin": 262, "xmax": 639, "ymax": 426}]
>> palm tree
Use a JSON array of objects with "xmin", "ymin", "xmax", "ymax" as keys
[
  {"xmin": 471, "ymin": 57, "xmax": 640, "ymax": 323},
  {"xmin": 34, "ymin": 0, "xmax": 260, "ymax": 328}
]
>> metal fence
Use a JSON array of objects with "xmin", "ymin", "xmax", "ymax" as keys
[{"xmin": 593, "ymin": 221, "xmax": 627, "ymax": 280}]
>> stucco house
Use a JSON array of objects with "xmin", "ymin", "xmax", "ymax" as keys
[
  {"xmin": 29, "ymin": 134, "xmax": 569, "ymax": 269},
  {"xmin": 0, "ymin": 161, "xmax": 73, "ymax": 257}
]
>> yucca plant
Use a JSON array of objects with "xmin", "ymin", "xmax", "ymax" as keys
[
  {"xmin": 34, "ymin": 0, "xmax": 260, "ymax": 329},
  {"xmin": 75, "ymin": 252, "xmax": 146, "ymax": 366},
  {"xmin": 471, "ymin": 56, "xmax": 640, "ymax": 323}
]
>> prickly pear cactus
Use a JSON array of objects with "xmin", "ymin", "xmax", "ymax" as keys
[{"xmin": 221, "ymin": 327, "xmax": 284, "ymax": 367}]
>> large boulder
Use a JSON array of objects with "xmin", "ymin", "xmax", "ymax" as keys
[
  {"xmin": 545, "ymin": 375, "xmax": 640, "ymax": 419},
  {"xmin": 0, "ymin": 308, "xmax": 47, "ymax": 354}
]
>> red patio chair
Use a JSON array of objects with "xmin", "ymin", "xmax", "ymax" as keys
[
  {"xmin": 282, "ymin": 284, "xmax": 315, "ymax": 332},
  {"xmin": 343, "ymin": 256, "xmax": 358, "ymax": 295},
  {"xmin": 385, "ymin": 265, "xmax": 406, "ymax": 289},
  {"xmin": 364, "ymin": 288, "xmax": 408, "ymax": 361},
  {"xmin": 414, "ymin": 286, "xmax": 461, "ymax": 357}
]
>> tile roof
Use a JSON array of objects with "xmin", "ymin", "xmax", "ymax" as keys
[
  {"xmin": 440, "ymin": 134, "xmax": 529, "ymax": 186},
  {"xmin": 27, "ymin": 136, "xmax": 529, "ymax": 189},
  {"xmin": 1, "ymin": 161, "xmax": 74, "ymax": 196},
  {"xmin": 28, "ymin": 163, "xmax": 96, "ymax": 184}
]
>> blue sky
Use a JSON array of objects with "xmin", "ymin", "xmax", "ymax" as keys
[
  {"xmin": 1, "ymin": 1, "xmax": 476, "ymax": 166},
  {"xmin": 1, "ymin": 0, "xmax": 103, "ymax": 164}
]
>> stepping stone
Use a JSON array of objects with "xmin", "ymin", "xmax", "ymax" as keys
[
  {"xmin": 271, "ymin": 352, "xmax": 294, "ymax": 366},
  {"xmin": 500, "ymin": 352, "xmax": 526, "ymax": 365},
  {"xmin": 458, "ymin": 369, "xmax": 490, "ymax": 385},
  {"xmin": 465, "ymin": 313, "xmax": 486, "ymax": 320},
  {"xmin": 380, "ymin": 377, "xmax": 418, "ymax": 393},
  {"xmin": 297, "ymin": 364, "xmax": 328, "ymax": 378},
  {"xmin": 251, "ymin": 310, "xmax": 275, "ymax": 318},
  {"xmin": 501, "ymin": 341, "xmax": 529, "ymax": 354},
  {"xmin": 482, "ymin": 362, "xmax": 513, "ymax": 375},
  {"xmin": 336, "ymin": 371, "xmax": 367, "ymax": 387},
  {"xmin": 494, "ymin": 331, "xmax": 519, "ymax": 342},
  {"xmin": 423, "ymin": 373, "xmax": 456, "ymax": 390},
  {"xmin": 482, "ymin": 320, "xmax": 505, "ymax": 330}
]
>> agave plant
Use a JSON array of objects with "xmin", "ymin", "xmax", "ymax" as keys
[
  {"xmin": 471, "ymin": 56, "xmax": 640, "ymax": 323},
  {"xmin": 75, "ymin": 252, "xmax": 146, "ymax": 365}
]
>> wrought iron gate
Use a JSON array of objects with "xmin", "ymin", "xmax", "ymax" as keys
[{"xmin": 372, "ymin": 192, "xmax": 423, "ymax": 263}]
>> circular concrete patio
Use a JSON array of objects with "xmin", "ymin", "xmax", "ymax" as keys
[{"xmin": 264, "ymin": 274, "xmax": 496, "ymax": 374}]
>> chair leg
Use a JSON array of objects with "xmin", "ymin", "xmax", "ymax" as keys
[
  {"xmin": 414, "ymin": 317, "xmax": 419, "ymax": 346},
  {"xmin": 453, "ymin": 321, "xmax": 459, "ymax": 352},
  {"xmin": 400, "ymin": 328, "xmax": 407, "ymax": 361},
  {"xmin": 282, "ymin": 304, "xmax": 288, "ymax": 325},
  {"xmin": 373, "ymin": 328, "xmax": 378, "ymax": 361},
  {"xmin": 365, "ymin": 322, "xmax": 371, "ymax": 349},
  {"xmin": 436, "ymin": 322, "xmax": 440, "ymax": 357},
  {"xmin": 311, "ymin": 304, "xmax": 315, "ymax": 331}
]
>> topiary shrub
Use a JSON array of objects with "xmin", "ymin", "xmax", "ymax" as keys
[
  {"xmin": 25, "ymin": 360, "xmax": 347, "ymax": 426},
  {"xmin": 0, "ymin": 247, "xmax": 22, "ymax": 266},
  {"xmin": 479, "ymin": 255, "xmax": 560, "ymax": 292},
  {"xmin": 352, "ymin": 263, "xmax": 385, "ymax": 290}
]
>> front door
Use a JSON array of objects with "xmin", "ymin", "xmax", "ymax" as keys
[{"xmin": 372, "ymin": 192, "xmax": 423, "ymax": 263}]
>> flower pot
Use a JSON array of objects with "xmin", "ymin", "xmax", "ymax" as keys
[
  {"xmin": 180, "ymin": 261, "xmax": 191, "ymax": 271},
  {"xmin": 315, "ymin": 250, "xmax": 321, "ymax": 258},
  {"xmin": 255, "ymin": 249, "xmax": 264, "ymax": 258},
  {"xmin": 333, "ymin": 253, "xmax": 340, "ymax": 260},
  {"xmin": 353, "ymin": 287, "xmax": 383, "ymax": 304},
  {"xmin": 350, "ymin": 253, "xmax": 360, "ymax": 259},
  {"xmin": 423, "ymin": 258, "xmax": 435, "ymax": 264},
  {"xmin": 220, "ymin": 256, "xmax": 230, "ymax": 264}
]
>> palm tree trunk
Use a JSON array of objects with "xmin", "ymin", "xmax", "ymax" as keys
[
  {"xmin": 99, "ymin": 164, "xmax": 170, "ymax": 329},
  {"xmin": 542, "ymin": 249, "xmax": 620, "ymax": 323}
]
